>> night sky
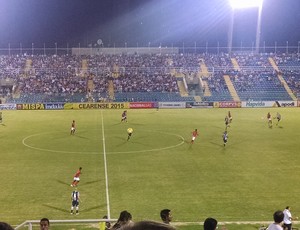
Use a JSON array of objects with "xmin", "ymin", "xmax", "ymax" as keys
[{"xmin": 0, "ymin": 0, "xmax": 300, "ymax": 48}]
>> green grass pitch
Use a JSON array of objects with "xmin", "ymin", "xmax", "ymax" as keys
[{"xmin": 1, "ymin": 108, "xmax": 300, "ymax": 228}]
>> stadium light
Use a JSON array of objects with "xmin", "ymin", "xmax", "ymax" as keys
[
  {"xmin": 230, "ymin": 0, "xmax": 263, "ymax": 9},
  {"xmin": 228, "ymin": 0, "xmax": 263, "ymax": 53}
]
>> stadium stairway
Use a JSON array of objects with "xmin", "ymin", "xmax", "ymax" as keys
[
  {"xmin": 174, "ymin": 70, "xmax": 184, "ymax": 78},
  {"xmin": 231, "ymin": 58, "xmax": 241, "ymax": 71},
  {"xmin": 202, "ymin": 80, "xmax": 212, "ymax": 97},
  {"xmin": 177, "ymin": 78, "xmax": 189, "ymax": 97},
  {"xmin": 24, "ymin": 59, "xmax": 32, "ymax": 74},
  {"xmin": 200, "ymin": 61, "xmax": 210, "ymax": 77},
  {"xmin": 81, "ymin": 59, "xmax": 88, "ymax": 77},
  {"xmin": 170, "ymin": 68, "xmax": 176, "ymax": 76},
  {"xmin": 112, "ymin": 64, "xmax": 119, "ymax": 78},
  {"xmin": 13, "ymin": 59, "xmax": 32, "ymax": 99},
  {"xmin": 87, "ymin": 79, "xmax": 95, "ymax": 91},
  {"xmin": 194, "ymin": 95, "xmax": 202, "ymax": 102},
  {"xmin": 12, "ymin": 86, "xmax": 21, "ymax": 99},
  {"xmin": 197, "ymin": 60, "xmax": 211, "ymax": 98},
  {"xmin": 268, "ymin": 57, "xmax": 297, "ymax": 100},
  {"xmin": 223, "ymin": 75, "xmax": 240, "ymax": 101},
  {"xmin": 172, "ymin": 70, "xmax": 189, "ymax": 97},
  {"xmin": 108, "ymin": 80, "xmax": 115, "ymax": 100}
]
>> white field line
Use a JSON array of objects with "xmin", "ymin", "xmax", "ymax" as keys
[
  {"xmin": 22, "ymin": 130, "xmax": 185, "ymax": 155},
  {"xmin": 101, "ymin": 111, "xmax": 111, "ymax": 219}
]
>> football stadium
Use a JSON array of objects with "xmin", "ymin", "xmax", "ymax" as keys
[{"xmin": 1, "ymin": 0, "xmax": 300, "ymax": 230}]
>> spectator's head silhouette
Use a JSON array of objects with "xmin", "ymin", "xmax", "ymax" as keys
[{"xmin": 203, "ymin": 218, "xmax": 217, "ymax": 230}]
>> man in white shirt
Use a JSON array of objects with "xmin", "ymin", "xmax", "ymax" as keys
[
  {"xmin": 283, "ymin": 206, "xmax": 298, "ymax": 230},
  {"xmin": 267, "ymin": 210, "xmax": 284, "ymax": 230}
]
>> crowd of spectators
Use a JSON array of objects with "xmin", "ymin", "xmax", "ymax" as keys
[
  {"xmin": 281, "ymin": 70, "xmax": 300, "ymax": 97},
  {"xmin": 200, "ymin": 52, "xmax": 233, "ymax": 72},
  {"xmin": 114, "ymin": 71, "xmax": 178, "ymax": 93},
  {"xmin": 232, "ymin": 53, "xmax": 273, "ymax": 71},
  {"xmin": 229, "ymin": 70, "xmax": 279, "ymax": 91},
  {"xmin": 205, "ymin": 72, "xmax": 229, "ymax": 94},
  {"xmin": 273, "ymin": 52, "xmax": 300, "ymax": 69},
  {"xmin": 1, "ymin": 52, "xmax": 300, "ymax": 103}
]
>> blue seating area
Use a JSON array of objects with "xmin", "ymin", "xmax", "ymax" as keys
[
  {"xmin": 281, "ymin": 70, "xmax": 300, "ymax": 98},
  {"xmin": 202, "ymin": 53, "xmax": 233, "ymax": 73},
  {"xmin": 202, "ymin": 73, "xmax": 233, "ymax": 102},
  {"xmin": 203, "ymin": 92, "xmax": 233, "ymax": 102},
  {"xmin": 230, "ymin": 72, "xmax": 292, "ymax": 101},
  {"xmin": 233, "ymin": 53, "xmax": 274, "ymax": 71},
  {"xmin": 273, "ymin": 54, "xmax": 300, "ymax": 71}
]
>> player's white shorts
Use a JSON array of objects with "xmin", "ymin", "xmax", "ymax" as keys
[
  {"xmin": 73, "ymin": 177, "xmax": 80, "ymax": 181},
  {"xmin": 71, "ymin": 127, "xmax": 75, "ymax": 131},
  {"xmin": 192, "ymin": 136, "xmax": 196, "ymax": 141}
]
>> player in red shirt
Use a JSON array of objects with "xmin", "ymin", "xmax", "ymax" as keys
[
  {"xmin": 191, "ymin": 129, "xmax": 198, "ymax": 144},
  {"xmin": 121, "ymin": 110, "xmax": 127, "ymax": 122},
  {"xmin": 267, "ymin": 112, "xmax": 272, "ymax": 128},
  {"xmin": 71, "ymin": 167, "xmax": 82, "ymax": 187}
]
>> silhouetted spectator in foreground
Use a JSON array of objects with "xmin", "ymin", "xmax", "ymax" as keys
[
  {"xmin": 0, "ymin": 222, "xmax": 14, "ymax": 230},
  {"xmin": 267, "ymin": 210, "xmax": 284, "ymax": 230},
  {"xmin": 203, "ymin": 218, "xmax": 218, "ymax": 230},
  {"xmin": 122, "ymin": 220, "xmax": 176, "ymax": 230},
  {"xmin": 112, "ymin": 210, "xmax": 133, "ymax": 230},
  {"xmin": 160, "ymin": 209, "xmax": 172, "ymax": 224}
]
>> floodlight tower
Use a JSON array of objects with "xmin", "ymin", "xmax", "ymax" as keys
[{"xmin": 228, "ymin": 0, "xmax": 263, "ymax": 53}]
